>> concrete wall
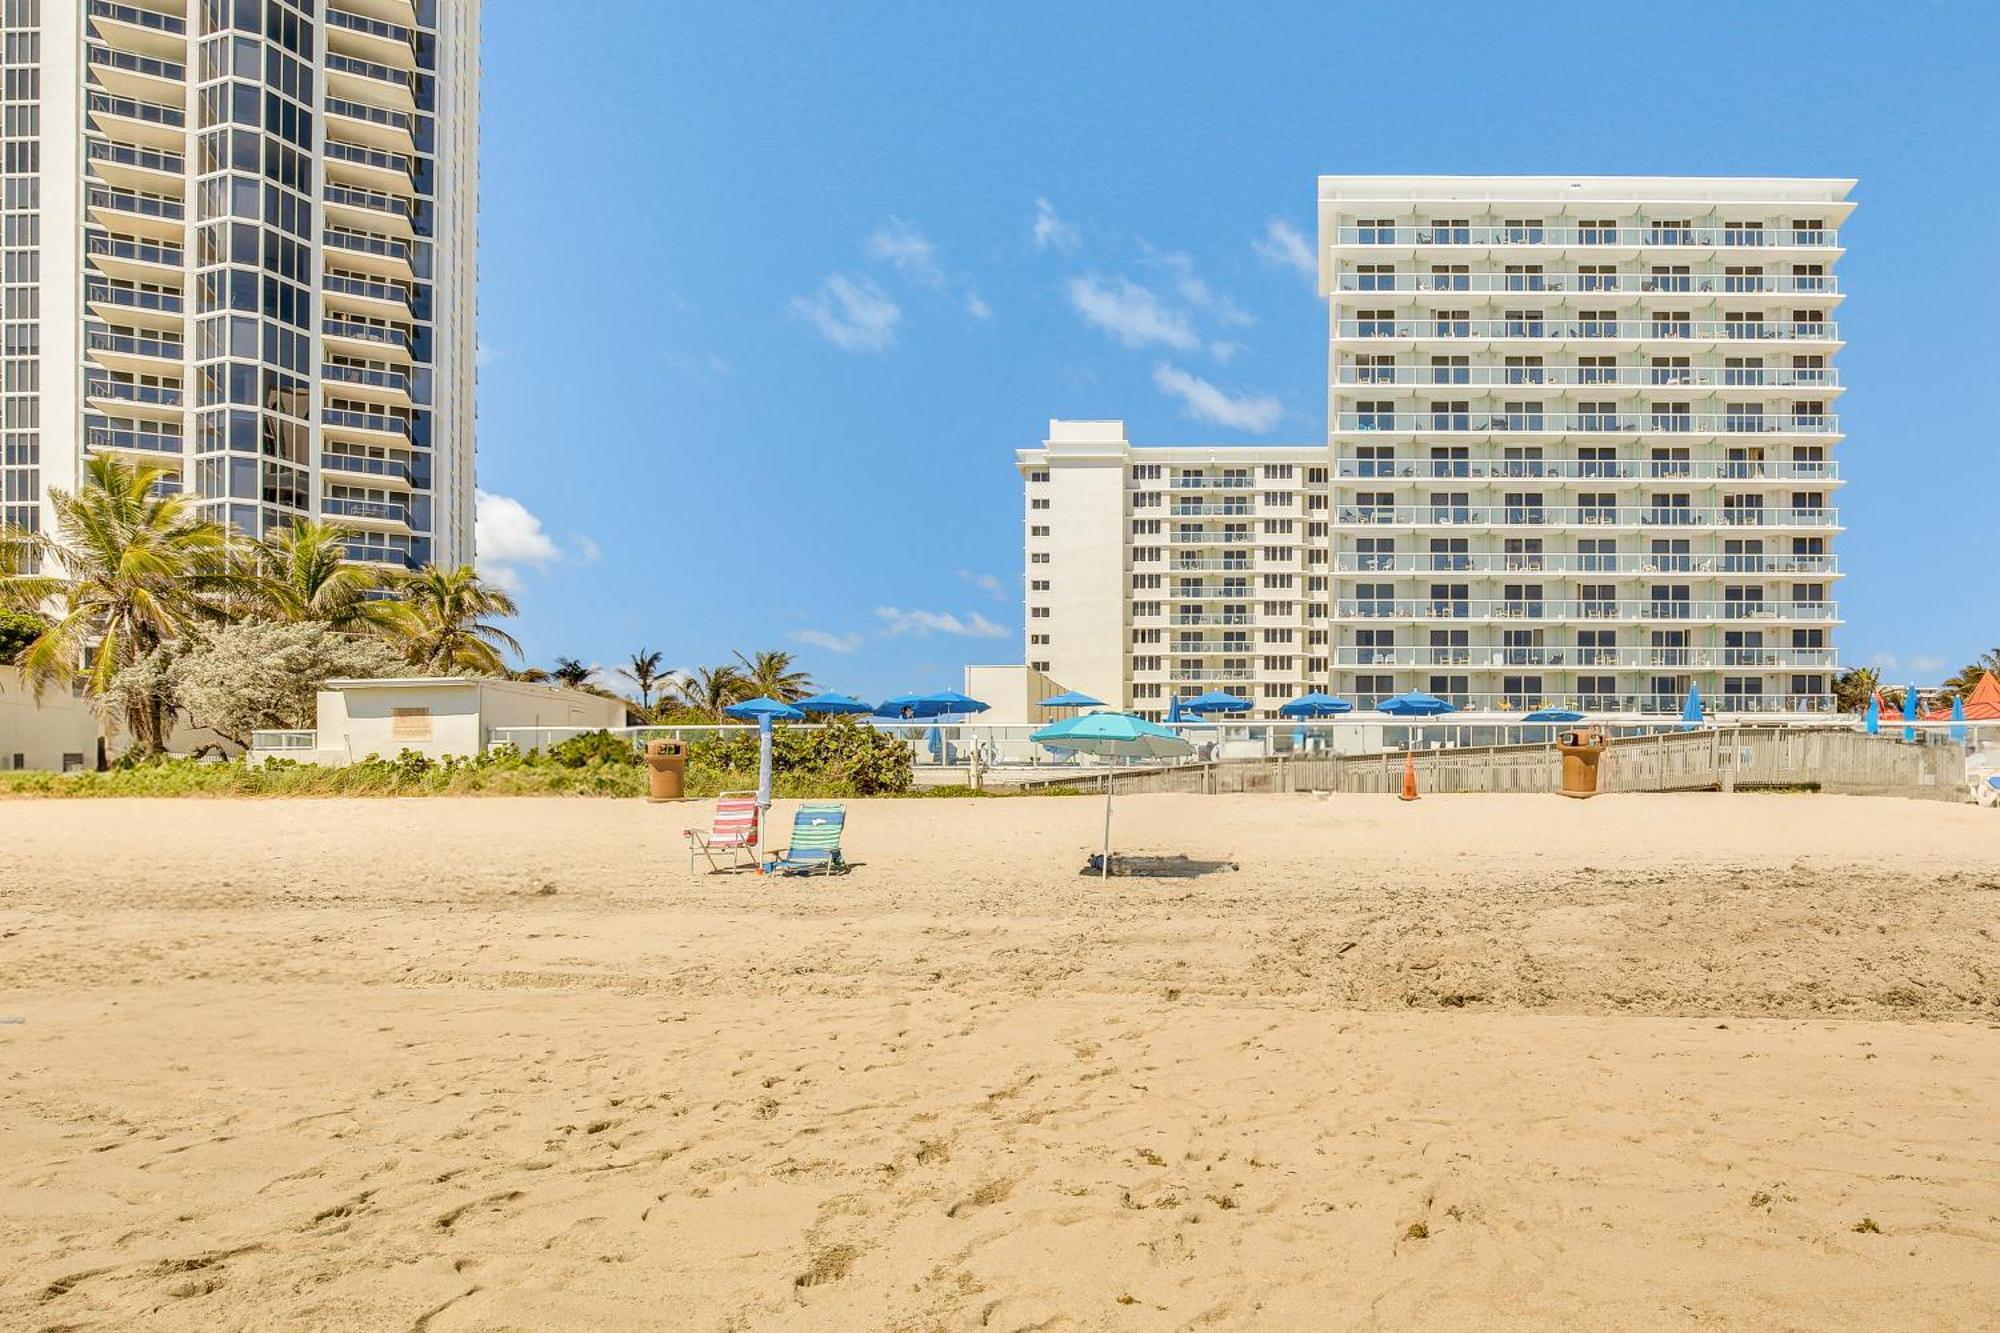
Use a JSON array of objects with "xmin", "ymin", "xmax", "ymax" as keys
[
  {"xmin": 963, "ymin": 664, "xmax": 1069, "ymax": 726},
  {"xmin": 311, "ymin": 680, "xmax": 626, "ymax": 764},
  {"xmin": 0, "ymin": 677, "xmax": 98, "ymax": 772}
]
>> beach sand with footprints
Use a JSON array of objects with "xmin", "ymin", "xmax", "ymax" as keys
[{"xmin": 4, "ymin": 793, "xmax": 2000, "ymax": 1329}]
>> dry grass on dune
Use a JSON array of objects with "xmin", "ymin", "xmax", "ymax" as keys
[{"xmin": 2, "ymin": 793, "xmax": 1999, "ymax": 1330}]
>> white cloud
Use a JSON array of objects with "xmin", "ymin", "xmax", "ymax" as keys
[
  {"xmin": 792, "ymin": 629, "xmax": 864, "ymax": 655},
  {"xmin": 1151, "ymin": 363, "xmax": 1283, "ymax": 433},
  {"xmin": 571, "ymin": 534, "xmax": 602, "ymax": 564},
  {"xmin": 1031, "ymin": 197, "xmax": 1080, "ymax": 253},
  {"xmin": 958, "ymin": 569, "xmax": 1008, "ymax": 601},
  {"xmin": 875, "ymin": 606, "xmax": 1009, "ymax": 639},
  {"xmin": 1910, "ymin": 655, "xmax": 1945, "ymax": 675},
  {"xmin": 1208, "ymin": 340, "xmax": 1244, "ymax": 363},
  {"xmin": 1253, "ymin": 217, "xmax": 1316, "ymax": 285},
  {"xmin": 1146, "ymin": 248, "xmax": 1253, "ymax": 327},
  {"xmin": 475, "ymin": 340, "xmax": 499, "ymax": 370},
  {"xmin": 963, "ymin": 289, "xmax": 992, "ymax": 320},
  {"xmin": 864, "ymin": 218, "xmax": 945, "ymax": 291},
  {"xmin": 789, "ymin": 273, "xmax": 902, "ymax": 353},
  {"xmin": 1065, "ymin": 275, "xmax": 1199, "ymax": 351},
  {"xmin": 475, "ymin": 490, "xmax": 562, "ymax": 590}
]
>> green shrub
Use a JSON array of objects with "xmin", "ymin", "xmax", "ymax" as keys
[{"xmin": 545, "ymin": 729, "xmax": 641, "ymax": 768}]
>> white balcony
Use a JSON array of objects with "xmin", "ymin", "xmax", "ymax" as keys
[
  {"xmin": 1334, "ymin": 271, "xmax": 1840, "ymax": 299},
  {"xmin": 85, "ymin": 279, "xmax": 183, "ymax": 332},
  {"xmin": 325, "ymin": 52, "xmax": 417, "ymax": 114},
  {"xmin": 85, "ymin": 373, "xmax": 183, "ymax": 422},
  {"xmin": 86, "ymin": 0, "xmax": 188, "ymax": 60},
  {"xmin": 324, "ymin": 139, "xmax": 417, "ymax": 194},
  {"xmin": 87, "ymin": 327, "xmax": 183, "ymax": 374},
  {"xmin": 1330, "ymin": 553, "xmax": 1841, "ymax": 578},
  {"xmin": 322, "ymin": 495, "xmax": 412, "ymax": 531},
  {"xmin": 320, "ymin": 361, "xmax": 414, "ymax": 408},
  {"xmin": 1334, "ymin": 318, "xmax": 1839, "ymax": 348},
  {"xmin": 1333, "ymin": 411, "xmax": 1838, "ymax": 439},
  {"xmin": 324, "ymin": 183, "xmax": 415, "ymax": 240},
  {"xmin": 1331, "ymin": 647, "xmax": 1841, "ymax": 670},
  {"xmin": 85, "ymin": 185, "xmax": 184, "ymax": 244},
  {"xmin": 327, "ymin": 7, "xmax": 418, "ymax": 70},
  {"xmin": 323, "ymin": 228, "xmax": 414, "ymax": 283},
  {"xmin": 322, "ymin": 316, "xmax": 413, "ymax": 363},
  {"xmin": 85, "ymin": 90, "xmax": 185, "ymax": 152},
  {"xmin": 1332, "ymin": 459, "xmax": 1839, "ymax": 483},
  {"xmin": 1334, "ymin": 505, "xmax": 1839, "ymax": 532},
  {"xmin": 1333, "ymin": 598, "xmax": 1839, "ymax": 624},
  {"xmin": 326, "ymin": 95, "xmax": 415, "ymax": 154},
  {"xmin": 85, "ymin": 138, "xmax": 184, "ymax": 192},
  {"xmin": 1330, "ymin": 225, "xmax": 1840, "ymax": 251},
  {"xmin": 1333, "ymin": 365, "xmax": 1841, "ymax": 394},
  {"xmin": 85, "ymin": 233, "xmax": 183, "ymax": 284}
]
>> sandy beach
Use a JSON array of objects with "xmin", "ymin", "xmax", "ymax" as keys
[{"xmin": 3, "ymin": 792, "xmax": 1999, "ymax": 1330}]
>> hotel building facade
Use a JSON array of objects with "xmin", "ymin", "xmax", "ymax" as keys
[
  {"xmin": 1019, "ymin": 176, "xmax": 1851, "ymax": 720},
  {"xmin": 0, "ymin": 0, "xmax": 480, "ymax": 571}
]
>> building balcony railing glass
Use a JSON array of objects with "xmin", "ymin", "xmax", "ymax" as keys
[
  {"xmin": 1330, "ymin": 553, "xmax": 1840, "ymax": 576},
  {"xmin": 88, "ymin": 0, "xmax": 187, "ymax": 35},
  {"xmin": 1333, "ymin": 226, "xmax": 1838, "ymax": 248},
  {"xmin": 322, "ymin": 452, "xmax": 415, "ymax": 485},
  {"xmin": 1334, "ymin": 272, "xmax": 1839, "ymax": 295},
  {"xmin": 1334, "ymin": 598, "xmax": 1837, "ymax": 622},
  {"xmin": 321, "ymin": 361, "xmax": 411, "ymax": 395},
  {"xmin": 1336, "ymin": 318, "xmax": 1836, "ymax": 342},
  {"xmin": 324, "ymin": 229, "xmax": 411, "ymax": 261},
  {"xmin": 1166, "ymin": 557, "xmax": 1254, "ymax": 571},
  {"xmin": 87, "ymin": 329, "xmax": 182, "ymax": 360},
  {"xmin": 86, "ymin": 233, "xmax": 183, "ymax": 268},
  {"xmin": 1168, "ymin": 502, "xmax": 1253, "ymax": 516},
  {"xmin": 323, "ymin": 406, "xmax": 411, "ymax": 437},
  {"xmin": 1335, "ymin": 505, "xmax": 1837, "ymax": 529},
  {"xmin": 326, "ymin": 95, "xmax": 413, "ymax": 135},
  {"xmin": 324, "ymin": 138, "xmax": 417, "ymax": 181},
  {"xmin": 86, "ymin": 137, "xmax": 184, "ymax": 177},
  {"xmin": 1167, "ymin": 476, "xmax": 1256, "ymax": 490},
  {"xmin": 1335, "ymin": 365, "xmax": 1839, "ymax": 390},
  {"xmin": 1336, "ymin": 411, "xmax": 1837, "ymax": 435},
  {"xmin": 327, "ymin": 7, "xmax": 416, "ymax": 46},
  {"xmin": 85, "ymin": 280, "xmax": 182, "ymax": 316},
  {"xmin": 322, "ymin": 318, "xmax": 411, "ymax": 351},
  {"xmin": 86, "ymin": 185, "xmax": 183, "ymax": 221},
  {"xmin": 86, "ymin": 425, "xmax": 182, "ymax": 454},
  {"xmin": 325, "ymin": 183, "xmax": 413, "ymax": 220},
  {"xmin": 323, "ymin": 496, "xmax": 411, "ymax": 525},
  {"xmin": 1309, "ymin": 692, "xmax": 1838, "ymax": 716},
  {"xmin": 1333, "ymin": 459, "xmax": 1839, "ymax": 481},
  {"xmin": 85, "ymin": 374, "xmax": 182, "ymax": 408},
  {"xmin": 86, "ymin": 89, "xmax": 184, "ymax": 128},
  {"xmin": 1331, "ymin": 648, "xmax": 1840, "ymax": 669},
  {"xmin": 326, "ymin": 51, "xmax": 415, "ymax": 93},
  {"xmin": 324, "ymin": 272, "xmax": 412, "ymax": 307},
  {"xmin": 86, "ymin": 42, "xmax": 185, "ymax": 83}
]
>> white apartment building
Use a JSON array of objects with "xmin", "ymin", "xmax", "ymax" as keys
[
  {"xmin": 1019, "ymin": 176, "xmax": 1851, "ymax": 720},
  {"xmin": 1, "ymin": 0, "xmax": 480, "ymax": 571}
]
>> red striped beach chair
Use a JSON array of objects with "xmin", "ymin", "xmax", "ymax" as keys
[{"xmin": 686, "ymin": 792, "xmax": 760, "ymax": 871}]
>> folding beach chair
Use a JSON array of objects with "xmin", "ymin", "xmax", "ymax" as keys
[
  {"xmin": 686, "ymin": 792, "xmax": 760, "ymax": 872},
  {"xmin": 1971, "ymin": 758, "xmax": 2000, "ymax": 809},
  {"xmin": 764, "ymin": 802, "xmax": 846, "ymax": 876}
]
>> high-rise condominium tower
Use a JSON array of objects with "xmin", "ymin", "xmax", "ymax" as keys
[
  {"xmin": 0, "ymin": 0, "xmax": 480, "ymax": 569},
  {"xmin": 1018, "ymin": 177, "xmax": 1851, "ymax": 720}
]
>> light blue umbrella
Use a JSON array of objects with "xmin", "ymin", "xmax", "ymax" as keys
[
  {"xmin": 1950, "ymin": 694, "xmax": 1967, "ymax": 745},
  {"xmin": 1182, "ymin": 690, "xmax": 1251, "ymax": 715},
  {"xmin": 1167, "ymin": 694, "xmax": 1186, "ymax": 725},
  {"xmin": 723, "ymin": 697, "xmax": 805, "ymax": 816},
  {"xmin": 1903, "ymin": 682, "xmax": 1919, "ymax": 743},
  {"xmin": 1039, "ymin": 690, "xmax": 1104, "ymax": 709},
  {"xmin": 1523, "ymin": 707, "xmax": 1585, "ymax": 723},
  {"xmin": 1378, "ymin": 690, "xmax": 1455, "ymax": 717},
  {"xmin": 875, "ymin": 690, "xmax": 990, "ymax": 720},
  {"xmin": 1030, "ymin": 712, "xmax": 1195, "ymax": 878},
  {"xmin": 1278, "ymin": 691, "xmax": 1354, "ymax": 717},
  {"xmin": 1864, "ymin": 694, "xmax": 1879, "ymax": 735},
  {"xmin": 1680, "ymin": 683, "xmax": 1703, "ymax": 731},
  {"xmin": 793, "ymin": 692, "xmax": 873, "ymax": 715}
]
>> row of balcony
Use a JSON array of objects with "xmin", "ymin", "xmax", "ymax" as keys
[
  {"xmin": 1332, "ymin": 599, "xmax": 1836, "ymax": 622},
  {"xmin": 1325, "ymin": 648, "xmax": 1839, "ymax": 670},
  {"xmin": 1336, "ymin": 411, "xmax": 1835, "ymax": 435},
  {"xmin": 1332, "ymin": 226, "xmax": 1838, "ymax": 249},
  {"xmin": 1324, "ymin": 554, "xmax": 1839, "ymax": 576},
  {"xmin": 1333, "ymin": 365, "xmax": 1837, "ymax": 390},
  {"xmin": 1321, "ymin": 505, "xmax": 1838, "ymax": 529},
  {"xmin": 1325, "ymin": 460, "xmax": 1837, "ymax": 481},
  {"xmin": 1337, "ymin": 319, "xmax": 1837, "ymax": 342},
  {"xmin": 323, "ymin": 451, "xmax": 416, "ymax": 486},
  {"xmin": 1333, "ymin": 272, "xmax": 1837, "ymax": 296},
  {"xmin": 1148, "ymin": 688, "xmax": 1840, "ymax": 715}
]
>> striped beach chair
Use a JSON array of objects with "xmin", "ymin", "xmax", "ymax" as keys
[
  {"xmin": 764, "ymin": 802, "xmax": 847, "ymax": 876},
  {"xmin": 686, "ymin": 792, "xmax": 760, "ymax": 872}
]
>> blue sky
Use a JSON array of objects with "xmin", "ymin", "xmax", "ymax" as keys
[{"xmin": 473, "ymin": 0, "xmax": 1998, "ymax": 694}]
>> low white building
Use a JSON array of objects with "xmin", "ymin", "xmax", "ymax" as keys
[
  {"xmin": 279, "ymin": 678, "xmax": 628, "ymax": 767},
  {"xmin": 0, "ymin": 676, "xmax": 99, "ymax": 772}
]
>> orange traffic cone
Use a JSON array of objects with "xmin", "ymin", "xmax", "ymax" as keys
[{"xmin": 1398, "ymin": 748, "xmax": 1419, "ymax": 801}]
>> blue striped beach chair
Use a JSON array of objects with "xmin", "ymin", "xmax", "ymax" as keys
[{"xmin": 765, "ymin": 802, "xmax": 847, "ymax": 876}]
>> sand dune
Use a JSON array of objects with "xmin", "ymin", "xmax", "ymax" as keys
[{"xmin": 3, "ymin": 793, "xmax": 1999, "ymax": 1330}]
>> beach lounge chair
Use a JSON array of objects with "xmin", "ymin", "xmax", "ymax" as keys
[
  {"xmin": 765, "ymin": 802, "xmax": 846, "ymax": 876},
  {"xmin": 686, "ymin": 792, "xmax": 760, "ymax": 872},
  {"xmin": 1970, "ymin": 757, "xmax": 2000, "ymax": 809}
]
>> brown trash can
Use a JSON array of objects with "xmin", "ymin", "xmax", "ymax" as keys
[
  {"xmin": 1556, "ymin": 729, "xmax": 1607, "ymax": 799},
  {"xmin": 645, "ymin": 739, "xmax": 687, "ymax": 802}
]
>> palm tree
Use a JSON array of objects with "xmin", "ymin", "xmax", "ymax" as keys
[
  {"xmin": 686, "ymin": 663, "xmax": 749, "ymax": 718},
  {"xmin": 550, "ymin": 656, "xmax": 596, "ymax": 688},
  {"xmin": 505, "ymin": 665, "xmax": 553, "ymax": 683},
  {"xmin": 618, "ymin": 647, "xmax": 667, "ymax": 709},
  {"xmin": 1832, "ymin": 665, "xmax": 1880, "ymax": 714},
  {"xmin": 251, "ymin": 518, "xmax": 395, "ymax": 632},
  {"xmin": 732, "ymin": 648, "xmax": 814, "ymax": 702},
  {"xmin": 1942, "ymin": 652, "xmax": 2000, "ymax": 698},
  {"xmin": 389, "ymin": 564, "xmax": 521, "ymax": 676},
  {"xmin": 0, "ymin": 457, "xmax": 241, "ymax": 753}
]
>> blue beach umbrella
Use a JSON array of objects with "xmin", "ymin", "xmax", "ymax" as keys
[
  {"xmin": 1950, "ymin": 694, "xmax": 1967, "ymax": 745},
  {"xmin": 1523, "ymin": 707, "xmax": 1585, "ymax": 723},
  {"xmin": 1903, "ymin": 683, "xmax": 1919, "ymax": 743},
  {"xmin": 1030, "ymin": 712, "xmax": 1195, "ymax": 879},
  {"xmin": 1166, "ymin": 694, "xmax": 1186, "ymax": 725},
  {"xmin": 723, "ymin": 697, "xmax": 805, "ymax": 815},
  {"xmin": 1864, "ymin": 694, "xmax": 1880, "ymax": 735},
  {"xmin": 1182, "ymin": 690, "xmax": 1252, "ymax": 715},
  {"xmin": 793, "ymin": 692, "xmax": 874, "ymax": 716},
  {"xmin": 1039, "ymin": 690, "xmax": 1105, "ymax": 710},
  {"xmin": 1278, "ymin": 691, "xmax": 1354, "ymax": 717},
  {"xmin": 1378, "ymin": 690, "xmax": 1455, "ymax": 717},
  {"xmin": 1680, "ymin": 683, "xmax": 1703, "ymax": 731}
]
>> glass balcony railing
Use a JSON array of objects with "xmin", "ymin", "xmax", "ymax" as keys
[
  {"xmin": 1334, "ymin": 226, "xmax": 1838, "ymax": 248},
  {"xmin": 326, "ymin": 95, "xmax": 412, "ymax": 135},
  {"xmin": 87, "ymin": 425, "xmax": 183, "ymax": 454},
  {"xmin": 324, "ymin": 273, "xmax": 411, "ymax": 306},
  {"xmin": 322, "ymin": 318, "xmax": 411, "ymax": 350},
  {"xmin": 322, "ymin": 452, "xmax": 414, "ymax": 484},
  {"xmin": 324, "ymin": 229, "xmax": 411, "ymax": 261},
  {"xmin": 321, "ymin": 362, "xmax": 411, "ymax": 394},
  {"xmin": 87, "ymin": 90, "xmax": 185, "ymax": 128},
  {"xmin": 1333, "ymin": 505, "xmax": 1837, "ymax": 528},
  {"xmin": 86, "ymin": 43, "xmax": 185, "ymax": 82},
  {"xmin": 86, "ymin": 138, "xmax": 184, "ymax": 176},
  {"xmin": 327, "ymin": 7, "xmax": 415, "ymax": 46},
  {"xmin": 1332, "ymin": 599, "xmax": 1837, "ymax": 622},
  {"xmin": 85, "ymin": 281, "xmax": 183, "ymax": 315},
  {"xmin": 1335, "ymin": 365, "xmax": 1838, "ymax": 390},
  {"xmin": 323, "ymin": 406, "xmax": 411, "ymax": 437},
  {"xmin": 1167, "ymin": 476, "xmax": 1256, "ymax": 490},
  {"xmin": 88, "ymin": 0, "xmax": 188, "ymax": 34},
  {"xmin": 1329, "ymin": 553, "xmax": 1840, "ymax": 577},
  {"xmin": 86, "ymin": 233, "xmax": 183, "ymax": 268},
  {"xmin": 1337, "ymin": 318, "xmax": 1836, "ymax": 341},
  {"xmin": 325, "ymin": 139, "xmax": 416, "ymax": 180},
  {"xmin": 1336, "ymin": 271, "xmax": 1840, "ymax": 295},
  {"xmin": 87, "ymin": 329, "xmax": 183, "ymax": 360},
  {"xmin": 86, "ymin": 185, "xmax": 183, "ymax": 220},
  {"xmin": 327, "ymin": 51, "xmax": 414, "ymax": 91},
  {"xmin": 325, "ymin": 184, "xmax": 412, "ymax": 219},
  {"xmin": 1331, "ymin": 459, "xmax": 1839, "ymax": 482},
  {"xmin": 324, "ymin": 496, "xmax": 412, "ymax": 525},
  {"xmin": 1328, "ymin": 648, "xmax": 1841, "ymax": 670},
  {"xmin": 1335, "ymin": 412, "xmax": 1838, "ymax": 436},
  {"xmin": 85, "ymin": 374, "xmax": 183, "ymax": 408}
]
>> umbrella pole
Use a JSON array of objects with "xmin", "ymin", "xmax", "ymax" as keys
[{"xmin": 1102, "ymin": 768, "xmax": 1113, "ymax": 880}]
